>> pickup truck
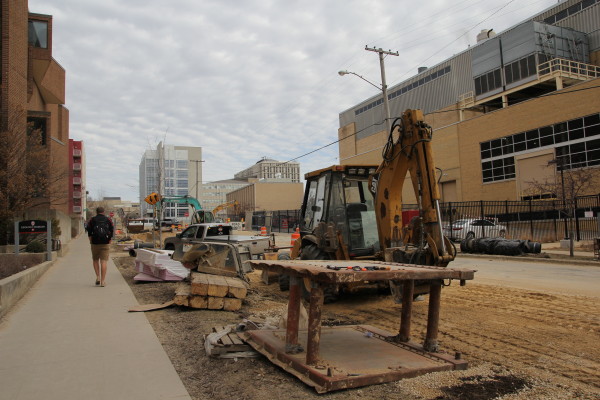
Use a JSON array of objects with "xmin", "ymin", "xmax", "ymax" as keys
[{"xmin": 163, "ymin": 223, "xmax": 270, "ymax": 257}]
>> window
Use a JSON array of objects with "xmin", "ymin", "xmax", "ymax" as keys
[
  {"xmin": 504, "ymin": 54, "xmax": 537, "ymax": 85},
  {"xmin": 27, "ymin": 116, "xmax": 48, "ymax": 145},
  {"xmin": 482, "ymin": 156, "xmax": 515, "ymax": 183},
  {"xmin": 28, "ymin": 20, "xmax": 48, "ymax": 48},
  {"xmin": 176, "ymin": 160, "xmax": 188, "ymax": 168}
]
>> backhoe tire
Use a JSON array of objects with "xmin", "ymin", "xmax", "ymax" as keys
[
  {"xmin": 300, "ymin": 243, "xmax": 328, "ymax": 261},
  {"xmin": 277, "ymin": 252, "xmax": 292, "ymax": 291}
]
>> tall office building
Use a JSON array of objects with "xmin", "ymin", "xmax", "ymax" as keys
[{"xmin": 139, "ymin": 143, "xmax": 202, "ymax": 218}]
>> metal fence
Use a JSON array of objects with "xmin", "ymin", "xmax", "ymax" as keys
[
  {"xmin": 251, "ymin": 210, "xmax": 301, "ymax": 233},
  {"xmin": 252, "ymin": 194, "xmax": 600, "ymax": 242},
  {"xmin": 413, "ymin": 194, "xmax": 600, "ymax": 242}
]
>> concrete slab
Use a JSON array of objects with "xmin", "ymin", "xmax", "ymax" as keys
[{"xmin": 0, "ymin": 235, "xmax": 191, "ymax": 400}]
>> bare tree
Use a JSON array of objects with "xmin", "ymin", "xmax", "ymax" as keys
[
  {"xmin": 524, "ymin": 158, "xmax": 600, "ymax": 248},
  {"xmin": 0, "ymin": 106, "xmax": 71, "ymax": 244},
  {"xmin": 0, "ymin": 108, "xmax": 48, "ymax": 214},
  {"xmin": 524, "ymin": 159, "xmax": 600, "ymax": 204}
]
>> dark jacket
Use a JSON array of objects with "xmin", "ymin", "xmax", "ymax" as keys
[{"xmin": 87, "ymin": 214, "xmax": 114, "ymax": 244}]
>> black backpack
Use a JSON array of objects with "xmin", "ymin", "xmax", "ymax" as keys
[{"xmin": 92, "ymin": 216, "xmax": 112, "ymax": 242}]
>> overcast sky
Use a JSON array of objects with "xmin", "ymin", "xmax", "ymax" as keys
[{"xmin": 29, "ymin": 0, "xmax": 560, "ymax": 201}]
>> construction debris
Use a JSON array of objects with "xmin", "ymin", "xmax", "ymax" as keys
[
  {"xmin": 204, "ymin": 325, "xmax": 258, "ymax": 358},
  {"xmin": 134, "ymin": 248, "xmax": 190, "ymax": 281},
  {"xmin": 173, "ymin": 272, "xmax": 249, "ymax": 311}
]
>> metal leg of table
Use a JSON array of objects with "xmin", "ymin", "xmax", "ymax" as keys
[
  {"xmin": 306, "ymin": 282, "xmax": 324, "ymax": 365},
  {"xmin": 398, "ymin": 280, "xmax": 414, "ymax": 342},
  {"xmin": 423, "ymin": 281, "xmax": 442, "ymax": 352},
  {"xmin": 285, "ymin": 275, "xmax": 302, "ymax": 354}
]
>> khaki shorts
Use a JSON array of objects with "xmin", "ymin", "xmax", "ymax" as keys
[{"xmin": 91, "ymin": 244, "xmax": 110, "ymax": 261}]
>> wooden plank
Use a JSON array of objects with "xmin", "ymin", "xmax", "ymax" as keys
[
  {"xmin": 128, "ymin": 300, "xmax": 175, "ymax": 312},
  {"xmin": 214, "ymin": 326, "xmax": 234, "ymax": 346},
  {"xmin": 174, "ymin": 283, "xmax": 191, "ymax": 306},
  {"xmin": 189, "ymin": 295, "xmax": 208, "ymax": 309},
  {"xmin": 207, "ymin": 275, "xmax": 229, "ymax": 298},
  {"xmin": 208, "ymin": 296, "xmax": 224, "ymax": 310},
  {"xmin": 223, "ymin": 297, "xmax": 242, "ymax": 311},
  {"xmin": 196, "ymin": 265, "xmax": 238, "ymax": 277},
  {"xmin": 190, "ymin": 272, "xmax": 209, "ymax": 296},
  {"xmin": 224, "ymin": 277, "xmax": 248, "ymax": 299},
  {"xmin": 229, "ymin": 332, "xmax": 245, "ymax": 345},
  {"xmin": 174, "ymin": 295, "xmax": 189, "ymax": 306}
]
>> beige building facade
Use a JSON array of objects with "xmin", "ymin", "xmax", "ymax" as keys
[{"xmin": 226, "ymin": 182, "xmax": 304, "ymax": 213}]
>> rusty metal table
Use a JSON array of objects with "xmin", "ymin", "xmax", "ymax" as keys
[{"xmin": 243, "ymin": 259, "xmax": 476, "ymax": 393}]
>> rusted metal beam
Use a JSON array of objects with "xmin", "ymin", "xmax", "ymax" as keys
[
  {"xmin": 398, "ymin": 280, "xmax": 414, "ymax": 342},
  {"xmin": 285, "ymin": 275, "xmax": 303, "ymax": 353},
  {"xmin": 423, "ymin": 281, "xmax": 442, "ymax": 352},
  {"xmin": 306, "ymin": 282, "xmax": 324, "ymax": 365}
]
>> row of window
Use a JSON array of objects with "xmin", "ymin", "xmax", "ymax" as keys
[
  {"xmin": 163, "ymin": 189, "xmax": 189, "ymax": 196},
  {"xmin": 542, "ymin": 0, "xmax": 598, "ymax": 25},
  {"xmin": 482, "ymin": 156, "xmax": 516, "ymax": 183},
  {"xmin": 556, "ymin": 138, "xmax": 600, "ymax": 170},
  {"xmin": 480, "ymin": 113, "xmax": 600, "ymax": 183},
  {"xmin": 164, "ymin": 179, "xmax": 188, "ymax": 188},
  {"xmin": 203, "ymin": 185, "xmax": 247, "ymax": 190},
  {"xmin": 354, "ymin": 66, "xmax": 452, "ymax": 116},
  {"xmin": 480, "ymin": 113, "xmax": 600, "ymax": 159},
  {"xmin": 474, "ymin": 53, "xmax": 540, "ymax": 96}
]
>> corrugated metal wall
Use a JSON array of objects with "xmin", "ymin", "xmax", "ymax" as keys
[
  {"xmin": 342, "ymin": 51, "xmax": 474, "ymax": 140},
  {"xmin": 340, "ymin": 1, "xmax": 600, "ymax": 141}
]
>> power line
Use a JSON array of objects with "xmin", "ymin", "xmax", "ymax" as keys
[{"xmin": 280, "ymin": 84, "xmax": 600, "ymax": 165}]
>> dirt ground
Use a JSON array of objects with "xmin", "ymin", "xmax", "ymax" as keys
[{"xmin": 113, "ymin": 247, "xmax": 600, "ymax": 400}]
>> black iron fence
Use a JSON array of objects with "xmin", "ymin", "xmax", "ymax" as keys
[
  {"xmin": 407, "ymin": 194, "xmax": 600, "ymax": 242},
  {"xmin": 251, "ymin": 210, "xmax": 301, "ymax": 233},
  {"xmin": 252, "ymin": 194, "xmax": 600, "ymax": 242}
]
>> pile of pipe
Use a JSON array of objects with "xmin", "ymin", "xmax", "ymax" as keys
[{"xmin": 460, "ymin": 237, "xmax": 541, "ymax": 256}]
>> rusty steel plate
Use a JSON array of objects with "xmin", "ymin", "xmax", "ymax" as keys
[
  {"xmin": 240, "ymin": 325, "xmax": 467, "ymax": 393},
  {"xmin": 248, "ymin": 259, "xmax": 475, "ymax": 284}
]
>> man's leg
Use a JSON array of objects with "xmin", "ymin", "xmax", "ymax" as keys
[
  {"xmin": 100, "ymin": 259, "xmax": 108, "ymax": 286},
  {"xmin": 93, "ymin": 259, "xmax": 100, "ymax": 283}
]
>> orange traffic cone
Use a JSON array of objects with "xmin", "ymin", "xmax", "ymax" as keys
[
  {"xmin": 291, "ymin": 227, "xmax": 300, "ymax": 245},
  {"xmin": 260, "ymin": 226, "xmax": 267, "ymax": 236}
]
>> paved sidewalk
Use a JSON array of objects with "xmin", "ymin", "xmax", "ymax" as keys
[{"xmin": 0, "ymin": 235, "xmax": 191, "ymax": 400}]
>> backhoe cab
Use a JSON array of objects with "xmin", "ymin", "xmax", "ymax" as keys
[{"xmin": 299, "ymin": 165, "xmax": 380, "ymax": 259}]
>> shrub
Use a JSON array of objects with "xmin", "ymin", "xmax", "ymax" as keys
[{"xmin": 25, "ymin": 240, "xmax": 45, "ymax": 253}]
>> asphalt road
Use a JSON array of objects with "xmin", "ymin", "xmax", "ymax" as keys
[{"xmin": 451, "ymin": 255, "xmax": 600, "ymax": 297}]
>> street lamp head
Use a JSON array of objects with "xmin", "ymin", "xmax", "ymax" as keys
[{"xmin": 338, "ymin": 70, "xmax": 349, "ymax": 76}]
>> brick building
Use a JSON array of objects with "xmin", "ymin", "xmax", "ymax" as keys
[
  {"xmin": 338, "ymin": 0, "xmax": 600, "ymax": 203},
  {"xmin": 1, "ymin": 1, "xmax": 79, "ymax": 241}
]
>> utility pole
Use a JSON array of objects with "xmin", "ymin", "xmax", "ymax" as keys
[{"xmin": 365, "ymin": 46, "xmax": 399, "ymax": 135}]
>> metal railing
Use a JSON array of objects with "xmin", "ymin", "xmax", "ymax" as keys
[{"xmin": 538, "ymin": 57, "xmax": 600, "ymax": 81}]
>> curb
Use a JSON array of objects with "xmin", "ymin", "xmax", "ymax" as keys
[
  {"xmin": 0, "ymin": 259, "xmax": 55, "ymax": 320},
  {"xmin": 456, "ymin": 252, "xmax": 600, "ymax": 267}
]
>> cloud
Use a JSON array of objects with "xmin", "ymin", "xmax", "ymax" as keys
[{"xmin": 29, "ymin": 0, "xmax": 559, "ymax": 200}]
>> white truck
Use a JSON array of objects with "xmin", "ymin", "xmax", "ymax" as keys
[{"xmin": 163, "ymin": 223, "xmax": 270, "ymax": 258}]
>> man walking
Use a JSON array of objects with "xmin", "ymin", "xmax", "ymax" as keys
[{"xmin": 87, "ymin": 207, "xmax": 114, "ymax": 287}]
